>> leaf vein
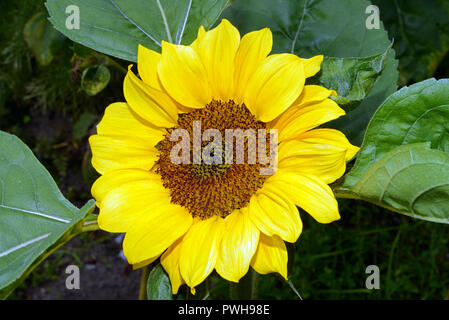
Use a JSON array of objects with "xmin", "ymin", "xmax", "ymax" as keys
[
  {"xmin": 291, "ymin": 0, "xmax": 309, "ymax": 53},
  {"xmin": 0, "ymin": 204, "xmax": 71, "ymax": 224},
  {"xmin": 109, "ymin": 0, "xmax": 162, "ymax": 47},
  {"xmin": 177, "ymin": 0, "xmax": 192, "ymax": 44},
  {"xmin": 409, "ymin": 182, "xmax": 449, "ymax": 214},
  {"xmin": 156, "ymin": 0, "xmax": 173, "ymax": 43},
  {"xmin": 0, "ymin": 233, "xmax": 51, "ymax": 258},
  {"xmin": 401, "ymin": 104, "xmax": 449, "ymax": 144}
]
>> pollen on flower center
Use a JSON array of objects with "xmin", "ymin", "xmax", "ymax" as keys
[{"xmin": 155, "ymin": 100, "xmax": 270, "ymax": 219}]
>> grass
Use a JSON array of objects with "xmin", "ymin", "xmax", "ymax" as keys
[
  {"xmin": 256, "ymin": 200, "xmax": 449, "ymax": 300},
  {"xmin": 182, "ymin": 198, "xmax": 449, "ymax": 300}
]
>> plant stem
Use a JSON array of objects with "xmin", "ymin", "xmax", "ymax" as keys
[
  {"xmin": 202, "ymin": 278, "xmax": 211, "ymax": 300},
  {"xmin": 287, "ymin": 279, "xmax": 303, "ymax": 300},
  {"xmin": 80, "ymin": 220, "xmax": 100, "ymax": 232},
  {"xmin": 104, "ymin": 56, "xmax": 127, "ymax": 75},
  {"xmin": 229, "ymin": 269, "xmax": 259, "ymax": 299},
  {"xmin": 386, "ymin": 228, "xmax": 402, "ymax": 298},
  {"xmin": 139, "ymin": 265, "xmax": 151, "ymax": 300},
  {"xmin": 334, "ymin": 188, "xmax": 400, "ymax": 212},
  {"xmin": 333, "ymin": 187, "xmax": 449, "ymax": 224}
]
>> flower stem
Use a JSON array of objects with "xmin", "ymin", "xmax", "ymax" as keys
[
  {"xmin": 287, "ymin": 279, "xmax": 303, "ymax": 300},
  {"xmin": 80, "ymin": 220, "xmax": 100, "ymax": 232},
  {"xmin": 104, "ymin": 56, "xmax": 127, "ymax": 75},
  {"xmin": 139, "ymin": 265, "xmax": 151, "ymax": 300},
  {"xmin": 229, "ymin": 269, "xmax": 259, "ymax": 299},
  {"xmin": 334, "ymin": 187, "xmax": 413, "ymax": 216}
]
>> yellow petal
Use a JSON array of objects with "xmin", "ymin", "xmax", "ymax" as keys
[
  {"xmin": 233, "ymin": 27, "xmax": 272, "ymax": 104},
  {"xmin": 272, "ymin": 98, "xmax": 346, "ymax": 142},
  {"xmin": 179, "ymin": 216, "xmax": 225, "ymax": 293},
  {"xmin": 215, "ymin": 208, "xmax": 260, "ymax": 282},
  {"xmin": 137, "ymin": 44, "xmax": 162, "ymax": 90},
  {"xmin": 251, "ymin": 233, "xmax": 288, "ymax": 280},
  {"xmin": 89, "ymin": 134, "xmax": 159, "ymax": 175},
  {"xmin": 278, "ymin": 139, "xmax": 347, "ymax": 184},
  {"xmin": 123, "ymin": 203, "xmax": 192, "ymax": 265},
  {"xmin": 190, "ymin": 25, "xmax": 206, "ymax": 52},
  {"xmin": 192, "ymin": 19, "xmax": 240, "ymax": 102},
  {"xmin": 92, "ymin": 169, "xmax": 161, "ymax": 207},
  {"xmin": 158, "ymin": 41, "xmax": 212, "ymax": 109},
  {"xmin": 270, "ymin": 85, "xmax": 337, "ymax": 131},
  {"xmin": 270, "ymin": 85, "xmax": 337, "ymax": 133},
  {"xmin": 245, "ymin": 53, "xmax": 305, "ymax": 122},
  {"xmin": 248, "ymin": 184, "xmax": 302, "ymax": 243},
  {"xmin": 267, "ymin": 171, "xmax": 340, "ymax": 223},
  {"xmin": 137, "ymin": 46, "xmax": 193, "ymax": 114},
  {"xmin": 124, "ymin": 67, "xmax": 178, "ymax": 127},
  {"xmin": 97, "ymin": 102, "xmax": 165, "ymax": 146},
  {"xmin": 297, "ymin": 128, "xmax": 360, "ymax": 161},
  {"xmin": 97, "ymin": 175, "xmax": 170, "ymax": 233},
  {"xmin": 161, "ymin": 237, "xmax": 185, "ymax": 294},
  {"xmin": 300, "ymin": 55, "xmax": 323, "ymax": 78},
  {"xmin": 133, "ymin": 256, "xmax": 159, "ymax": 270},
  {"xmin": 293, "ymin": 85, "xmax": 337, "ymax": 109}
]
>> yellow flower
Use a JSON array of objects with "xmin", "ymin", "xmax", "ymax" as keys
[{"xmin": 89, "ymin": 19, "xmax": 359, "ymax": 294}]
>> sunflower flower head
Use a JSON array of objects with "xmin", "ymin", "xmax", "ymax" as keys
[{"xmin": 89, "ymin": 19, "xmax": 359, "ymax": 294}]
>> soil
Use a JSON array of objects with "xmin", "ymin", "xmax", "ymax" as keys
[{"xmin": 14, "ymin": 231, "xmax": 141, "ymax": 300}]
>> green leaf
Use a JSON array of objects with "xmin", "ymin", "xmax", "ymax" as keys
[
  {"xmin": 313, "ymin": 45, "xmax": 391, "ymax": 111},
  {"xmin": 45, "ymin": 0, "xmax": 229, "ymax": 62},
  {"xmin": 146, "ymin": 264, "xmax": 173, "ymax": 300},
  {"xmin": 0, "ymin": 130, "xmax": 96, "ymax": 299},
  {"xmin": 373, "ymin": 0, "xmax": 449, "ymax": 84},
  {"xmin": 329, "ymin": 55, "xmax": 398, "ymax": 145},
  {"xmin": 73, "ymin": 112, "xmax": 98, "ymax": 143},
  {"xmin": 81, "ymin": 65, "xmax": 111, "ymax": 96},
  {"xmin": 72, "ymin": 42, "xmax": 93, "ymax": 58},
  {"xmin": 23, "ymin": 11, "xmax": 64, "ymax": 66},
  {"xmin": 223, "ymin": 0, "xmax": 399, "ymax": 144},
  {"xmin": 349, "ymin": 143, "xmax": 449, "ymax": 223},
  {"xmin": 344, "ymin": 78, "xmax": 449, "ymax": 188},
  {"xmin": 338, "ymin": 78, "xmax": 449, "ymax": 223}
]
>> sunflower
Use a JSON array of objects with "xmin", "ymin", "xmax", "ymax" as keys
[{"xmin": 89, "ymin": 19, "xmax": 359, "ymax": 294}]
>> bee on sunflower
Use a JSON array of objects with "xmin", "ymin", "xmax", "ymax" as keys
[{"xmin": 89, "ymin": 19, "xmax": 359, "ymax": 294}]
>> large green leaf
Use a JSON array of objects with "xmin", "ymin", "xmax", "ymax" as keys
[
  {"xmin": 223, "ymin": 0, "xmax": 399, "ymax": 144},
  {"xmin": 330, "ymin": 56, "xmax": 398, "ymax": 145},
  {"xmin": 347, "ymin": 143, "xmax": 449, "ymax": 223},
  {"xmin": 373, "ymin": 0, "xmax": 449, "ymax": 84},
  {"xmin": 146, "ymin": 264, "xmax": 173, "ymax": 300},
  {"xmin": 313, "ymin": 45, "xmax": 391, "ymax": 111},
  {"xmin": 0, "ymin": 130, "xmax": 95, "ymax": 299},
  {"xmin": 45, "ymin": 0, "xmax": 229, "ymax": 62},
  {"xmin": 23, "ymin": 11, "xmax": 64, "ymax": 66},
  {"xmin": 339, "ymin": 78, "xmax": 449, "ymax": 223},
  {"xmin": 344, "ymin": 78, "xmax": 449, "ymax": 188}
]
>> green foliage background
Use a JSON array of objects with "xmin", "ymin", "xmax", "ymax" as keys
[{"xmin": 0, "ymin": 0, "xmax": 448, "ymax": 299}]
